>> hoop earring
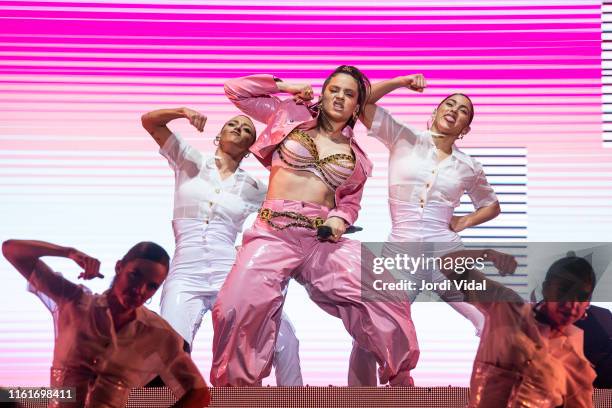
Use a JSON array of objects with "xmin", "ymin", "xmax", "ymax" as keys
[
  {"xmin": 214, "ymin": 135, "xmax": 220, "ymax": 146},
  {"xmin": 145, "ymin": 298, "xmax": 152, "ymax": 305},
  {"xmin": 580, "ymin": 310, "xmax": 588, "ymax": 320},
  {"xmin": 427, "ymin": 109, "xmax": 437, "ymax": 131},
  {"xmin": 244, "ymin": 152, "xmax": 250, "ymax": 159}
]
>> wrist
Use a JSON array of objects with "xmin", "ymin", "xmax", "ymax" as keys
[
  {"xmin": 394, "ymin": 76, "xmax": 409, "ymax": 88},
  {"xmin": 463, "ymin": 214, "xmax": 474, "ymax": 228},
  {"xmin": 275, "ymin": 79, "xmax": 287, "ymax": 92},
  {"xmin": 64, "ymin": 246, "xmax": 77, "ymax": 259},
  {"xmin": 331, "ymin": 216, "xmax": 348, "ymax": 227}
]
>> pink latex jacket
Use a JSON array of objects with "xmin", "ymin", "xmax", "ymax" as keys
[{"xmin": 224, "ymin": 74, "xmax": 373, "ymax": 225}]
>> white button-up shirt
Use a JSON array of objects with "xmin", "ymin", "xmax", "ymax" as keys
[
  {"xmin": 160, "ymin": 133, "xmax": 267, "ymax": 290},
  {"xmin": 369, "ymin": 106, "xmax": 498, "ymax": 210},
  {"xmin": 27, "ymin": 267, "xmax": 206, "ymax": 408},
  {"xmin": 161, "ymin": 132, "xmax": 266, "ymax": 231}
]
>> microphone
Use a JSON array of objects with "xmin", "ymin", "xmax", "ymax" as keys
[{"xmin": 316, "ymin": 225, "xmax": 363, "ymax": 239}]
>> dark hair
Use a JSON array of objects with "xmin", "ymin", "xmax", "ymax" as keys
[
  {"xmin": 543, "ymin": 253, "xmax": 595, "ymax": 300},
  {"xmin": 317, "ymin": 65, "xmax": 371, "ymax": 132},
  {"xmin": 122, "ymin": 241, "xmax": 170, "ymax": 270},
  {"xmin": 438, "ymin": 93, "xmax": 475, "ymax": 125}
]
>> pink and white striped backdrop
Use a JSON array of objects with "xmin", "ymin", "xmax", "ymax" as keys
[{"xmin": 1, "ymin": 0, "xmax": 609, "ymax": 387}]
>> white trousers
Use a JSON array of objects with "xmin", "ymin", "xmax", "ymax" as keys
[
  {"xmin": 160, "ymin": 279, "xmax": 303, "ymax": 386},
  {"xmin": 162, "ymin": 219, "xmax": 303, "ymax": 385},
  {"xmin": 347, "ymin": 201, "xmax": 484, "ymax": 386}
]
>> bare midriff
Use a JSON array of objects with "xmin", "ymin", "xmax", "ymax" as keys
[{"xmin": 267, "ymin": 166, "xmax": 336, "ymax": 209}]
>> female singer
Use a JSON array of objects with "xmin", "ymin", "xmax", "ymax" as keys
[{"xmin": 211, "ymin": 66, "xmax": 419, "ymax": 387}]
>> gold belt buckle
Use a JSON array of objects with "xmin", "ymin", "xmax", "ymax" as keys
[
  {"xmin": 259, "ymin": 208, "xmax": 273, "ymax": 221},
  {"xmin": 312, "ymin": 217, "xmax": 324, "ymax": 228}
]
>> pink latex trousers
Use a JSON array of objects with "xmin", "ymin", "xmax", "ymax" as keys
[{"xmin": 211, "ymin": 199, "xmax": 419, "ymax": 386}]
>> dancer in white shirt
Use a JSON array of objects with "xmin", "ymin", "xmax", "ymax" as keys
[
  {"xmin": 142, "ymin": 107, "xmax": 302, "ymax": 386},
  {"xmin": 349, "ymin": 76, "xmax": 501, "ymax": 385}
]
